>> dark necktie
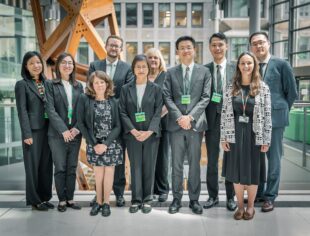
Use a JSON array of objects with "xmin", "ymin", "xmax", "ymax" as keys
[
  {"xmin": 216, "ymin": 65, "xmax": 222, "ymax": 94},
  {"xmin": 184, "ymin": 66, "xmax": 190, "ymax": 94},
  {"xmin": 259, "ymin": 63, "xmax": 266, "ymax": 79}
]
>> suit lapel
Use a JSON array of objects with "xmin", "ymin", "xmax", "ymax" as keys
[
  {"xmin": 141, "ymin": 81, "xmax": 152, "ymax": 110},
  {"xmin": 264, "ymin": 57, "xmax": 275, "ymax": 81},
  {"xmin": 176, "ymin": 65, "xmax": 184, "ymax": 93},
  {"xmin": 113, "ymin": 61, "xmax": 122, "ymax": 81},
  {"xmin": 190, "ymin": 64, "xmax": 198, "ymax": 93},
  {"xmin": 128, "ymin": 82, "xmax": 138, "ymax": 110},
  {"xmin": 89, "ymin": 98, "xmax": 95, "ymax": 130},
  {"xmin": 226, "ymin": 63, "xmax": 234, "ymax": 87},
  {"xmin": 72, "ymin": 84, "xmax": 79, "ymax": 110},
  {"xmin": 102, "ymin": 60, "xmax": 107, "ymax": 72},
  {"xmin": 26, "ymin": 79, "xmax": 43, "ymax": 100},
  {"xmin": 57, "ymin": 82, "xmax": 69, "ymax": 108}
]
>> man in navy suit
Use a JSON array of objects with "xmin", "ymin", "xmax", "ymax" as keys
[
  {"xmin": 203, "ymin": 33, "xmax": 237, "ymax": 211},
  {"xmin": 249, "ymin": 32, "xmax": 297, "ymax": 212}
]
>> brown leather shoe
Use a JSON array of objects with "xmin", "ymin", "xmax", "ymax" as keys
[
  {"xmin": 243, "ymin": 208, "xmax": 255, "ymax": 220},
  {"xmin": 261, "ymin": 200, "xmax": 274, "ymax": 212},
  {"xmin": 233, "ymin": 208, "xmax": 245, "ymax": 220}
]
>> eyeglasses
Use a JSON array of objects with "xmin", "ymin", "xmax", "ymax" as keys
[
  {"xmin": 108, "ymin": 44, "xmax": 121, "ymax": 49},
  {"xmin": 60, "ymin": 60, "xmax": 74, "ymax": 66},
  {"xmin": 250, "ymin": 40, "xmax": 267, "ymax": 47}
]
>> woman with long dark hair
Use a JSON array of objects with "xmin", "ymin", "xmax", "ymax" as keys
[
  {"xmin": 15, "ymin": 51, "xmax": 53, "ymax": 211},
  {"xmin": 46, "ymin": 52, "xmax": 84, "ymax": 212}
]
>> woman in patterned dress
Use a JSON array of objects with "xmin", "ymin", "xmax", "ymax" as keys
[{"xmin": 77, "ymin": 71, "xmax": 123, "ymax": 217}]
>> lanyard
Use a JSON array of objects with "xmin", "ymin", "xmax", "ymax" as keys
[{"xmin": 240, "ymin": 89, "xmax": 249, "ymax": 116}]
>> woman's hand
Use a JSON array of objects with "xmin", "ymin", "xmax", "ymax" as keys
[
  {"xmin": 136, "ymin": 131, "xmax": 154, "ymax": 142},
  {"xmin": 94, "ymin": 144, "xmax": 107, "ymax": 155},
  {"xmin": 62, "ymin": 130, "xmax": 74, "ymax": 142},
  {"xmin": 130, "ymin": 129, "xmax": 141, "ymax": 139},
  {"xmin": 221, "ymin": 142, "xmax": 230, "ymax": 152},
  {"xmin": 261, "ymin": 145, "xmax": 269, "ymax": 153},
  {"xmin": 24, "ymin": 138, "xmax": 33, "ymax": 145},
  {"xmin": 69, "ymin": 128, "xmax": 80, "ymax": 138}
]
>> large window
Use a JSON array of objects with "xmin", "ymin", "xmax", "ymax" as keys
[
  {"xmin": 192, "ymin": 3, "xmax": 203, "ymax": 27},
  {"xmin": 159, "ymin": 42, "xmax": 170, "ymax": 66},
  {"xmin": 143, "ymin": 3, "xmax": 153, "ymax": 27},
  {"xmin": 126, "ymin": 42, "xmax": 137, "ymax": 64},
  {"xmin": 230, "ymin": 38, "xmax": 248, "ymax": 62},
  {"xmin": 159, "ymin": 3, "xmax": 170, "ymax": 28},
  {"xmin": 175, "ymin": 3, "xmax": 187, "ymax": 27},
  {"xmin": 126, "ymin": 3, "xmax": 137, "ymax": 27},
  {"xmin": 77, "ymin": 42, "xmax": 89, "ymax": 65},
  {"xmin": 143, "ymin": 42, "xmax": 154, "ymax": 53},
  {"xmin": 114, "ymin": 3, "xmax": 121, "ymax": 27},
  {"xmin": 223, "ymin": 0, "xmax": 265, "ymax": 18}
]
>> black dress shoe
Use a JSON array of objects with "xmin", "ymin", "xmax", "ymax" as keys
[
  {"xmin": 90, "ymin": 195, "xmax": 97, "ymax": 207},
  {"xmin": 32, "ymin": 203, "xmax": 49, "ymax": 211},
  {"xmin": 43, "ymin": 201, "xmax": 55, "ymax": 209},
  {"xmin": 116, "ymin": 195, "xmax": 125, "ymax": 207},
  {"xmin": 66, "ymin": 201, "xmax": 82, "ymax": 210},
  {"xmin": 129, "ymin": 204, "xmax": 140, "ymax": 213},
  {"xmin": 261, "ymin": 200, "xmax": 274, "ymax": 212},
  {"xmin": 226, "ymin": 198, "xmax": 237, "ymax": 211},
  {"xmin": 189, "ymin": 200, "xmax": 203, "ymax": 214},
  {"xmin": 203, "ymin": 197, "xmax": 219, "ymax": 209},
  {"xmin": 102, "ymin": 203, "xmax": 111, "ymax": 217},
  {"xmin": 141, "ymin": 203, "xmax": 152, "ymax": 214},
  {"xmin": 57, "ymin": 204, "xmax": 67, "ymax": 212},
  {"xmin": 168, "ymin": 198, "xmax": 181, "ymax": 214},
  {"xmin": 90, "ymin": 203, "xmax": 101, "ymax": 216},
  {"xmin": 158, "ymin": 194, "xmax": 168, "ymax": 202}
]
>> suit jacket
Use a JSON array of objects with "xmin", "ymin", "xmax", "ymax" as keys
[
  {"xmin": 119, "ymin": 79, "xmax": 163, "ymax": 140},
  {"xmin": 45, "ymin": 79, "xmax": 84, "ymax": 138},
  {"xmin": 262, "ymin": 56, "xmax": 298, "ymax": 128},
  {"xmin": 205, "ymin": 61, "xmax": 235, "ymax": 130},
  {"xmin": 77, "ymin": 94, "xmax": 121, "ymax": 146},
  {"xmin": 163, "ymin": 64, "xmax": 212, "ymax": 132},
  {"xmin": 88, "ymin": 59, "xmax": 133, "ymax": 98},
  {"xmin": 15, "ymin": 78, "xmax": 48, "ymax": 139}
]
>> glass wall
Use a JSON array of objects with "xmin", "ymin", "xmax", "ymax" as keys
[
  {"xmin": 175, "ymin": 3, "xmax": 187, "ymax": 27},
  {"xmin": 126, "ymin": 42, "xmax": 137, "ymax": 64},
  {"xmin": 143, "ymin": 42, "xmax": 154, "ymax": 53},
  {"xmin": 230, "ymin": 38, "xmax": 248, "ymax": 62},
  {"xmin": 126, "ymin": 3, "xmax": 137, "ymax": 27},
  {"xmin": 159, "ymin": 42, "xmax": 170, "ymax": 66},
  {"xmin": 143, "ymin": 3, "xmax": 153, "ymax": 27},
  {"xmin": 159, "ymin": 3, "xmax": 171, "ymax": 28},
  {"xmin": 192, "ymin": 3, "xmax": 203, "ymax": 27}
]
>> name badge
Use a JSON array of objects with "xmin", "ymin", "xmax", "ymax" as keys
[
  {"xmin": 211, "ymin": 93, "xmax": 222, "ymax": 103},
  {"xmin": 181, "ymin": 95, "xmax": 191, "ymax": 104},
  {"xmin": 135, "ymin": 112, "xmax": 146, "ymax": 123},
  {"xmin": 239, "ymin": 115, "xmax": 249, "ymax": 123},
  {"xmin": 44, "ymin": 112, "xmax": 48, "ymax": 119},
  {"xmin": 68, "ymin": 108, "xmax": 73, "ymax": 124}
]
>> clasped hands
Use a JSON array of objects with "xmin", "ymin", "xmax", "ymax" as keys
[
  {"xmin": 177, "ymin": 115, "xmax": 192, "ymax": 130},
  {"xmin": 130, "ymin": 129, "xmax": 153, "ymax": 142},
  {"xmin": 62, "ymin": 128, "xmax": 80, "ymax": 143}
]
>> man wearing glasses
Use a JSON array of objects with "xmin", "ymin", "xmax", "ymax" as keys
[
  {"xmin": 88, "ymin": 35, "xmax": 133, "ymax": 207},
  {"xmin": 249, "ymin": 32, "xmax": 297, "ymax": 212}
]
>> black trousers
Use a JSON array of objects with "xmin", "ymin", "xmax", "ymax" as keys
[
  {"xmin": 23, "ymin": 126, "xmax": 53, "ymax": 205},
  {"xmin": 113, "ymin": 138, "xmax": 126, "ymax": 197},
  {"xmin": 154, "ymin": 130, "xmax": 170, "ymax": 195},
  {"xmin": 49, "ymin": 137, "xmax": 81, "ymax": 202},
  {"xmin": 126, "ymin": 136, "xmax": 159, "ymax": 204},
  {"xmin": 205, "ymin": 113, "xmax": 234, "ymax": 199}
]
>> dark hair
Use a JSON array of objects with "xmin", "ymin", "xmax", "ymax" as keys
[
  {"xmin": 54, "ymin": 52, "xmax": 77, "ymax": 86},
  {"xmin": 106, "ymin": 35, "xmax": 124, "ymax": 48},
  {"xmin": 232, "ymin": 51, "xmax": 261, "ymax": 97},
  {"xmin": 21, "ymin": 51, "xmax": 45, "ymax": 81},
  {"xmin": 131, "ymin": 54, "xmax": 150, "ymax": 76},
  {"xmin": 249, "ymin": 31, "xmax": 269, "ymax": 44},
  {"xmin": 175, "ymin": 36, "xmax": 196, "ymax": 50},
  {"xmin": 209, "ymin": 32, "xmax": 227, "ymax": 44},
  {"xmin": 86, "ymin": 71, "xmax": 114, "ymax": 99}
]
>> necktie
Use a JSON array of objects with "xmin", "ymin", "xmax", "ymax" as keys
[
  {"xmin": 184, "ymin": 66, "xmax": 190, "ymax": 94},
  {"xmin": 216, "ymin": 64, "xmax": 222, "ymax": 94},
  {"xmin": 259, "ymin": 63, "xmax": 266, "ymax": 79},
  {"xmin": 107, "ymin": 63, "xmax": 113, "ymax": 79}
]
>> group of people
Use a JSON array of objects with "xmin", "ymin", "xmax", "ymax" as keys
[{"xmin": 15, "ymin": 31, "xmax": 297, "ymax": 220}]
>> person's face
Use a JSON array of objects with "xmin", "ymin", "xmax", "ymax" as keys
[
  {"xmin": 177, "ymin": 40, "xmax": 195, "ymax": 64},
  {"xmin": 147, "ymin": 53, "xmax": 160, "ymax": 70},
  {"xmin": 250, "ymin": 34, "xmax": 270, "ymax": 61},
  {"xmin": 134, "ymin": 60, "xmax": 149, "ymax": 79},
  {"xmin": 209, "ymin": 37, "xmax": 228, "ymax": 62},
  {"xmin": 26, "ymin": 56, "xmax": 43, "ymax": 78},
  {"xmin": 93, "ymin": 76, "xmax": 107, "ymax": 96},
  {"xmin": 59, "ymin": 56, "xmax": 74, "ymax": 78},
  {"xmin": 105, "ymin": 38, "xmax": 122, "ymax": 59},
  {"xmin": 238, "ymin": 54, "xmax": 255, "ymax": 78}
]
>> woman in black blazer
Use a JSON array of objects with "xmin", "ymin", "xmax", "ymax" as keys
[
  {"xmin": 119, "ymin": 54, "xmax": 163, "ymax": 214},
  {"xmin": 46, "ymin": 52, "xmax": 84, "ymax": 212},
  {"xmin": 77, "ymin": 71, "xmax": 123, "ymax": 217},
  {"xmin": 15, "ymin": 51, "xmax": 53, "ymax": 211}
]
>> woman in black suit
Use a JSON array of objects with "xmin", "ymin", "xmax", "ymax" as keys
[
  {"xmin": 145, "ymin": 48, "xmax": 170, "ymax": 202},
  {"xmin": 119, "ymin": 54, "xmax": 163, "ymax": 214},
  {"xmin": 77, "ymin": 71, "xmax": 123, "ymax": 217},
  {"xmin": 46, "ymin": 52, "xmax": 84, "ymax": 212},
  {"xmin": 15, "ymin": 51, "xmax": 53, "ymax": 211}
]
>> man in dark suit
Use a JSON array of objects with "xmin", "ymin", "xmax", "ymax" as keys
[
  {"xmin": 203, "ymin": 33, "xmax": 237, "ymax": 211},
  {"xmin": 249, "ymin": 31, "xmax": 297, "ymax": 212},
  {"xmin": 88, "ymin": 35, "xmax": 133, "ymax": 207},
  {"xmin": 163, "ymin": 36, "xmax": 211, "ymax": 215}
]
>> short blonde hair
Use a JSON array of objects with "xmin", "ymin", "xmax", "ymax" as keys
[
  {"xmin": 86, "ymin": 71, "xmax": 114, "ymax": 98},
  {"xmin": 145, "ymin": 48, "xmax": 167, "ymax": 72}
]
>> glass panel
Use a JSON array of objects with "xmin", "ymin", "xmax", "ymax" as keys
[
  {"xmin": 274, "ymin": 2, "xmax": 289, "ymax": 22},
  {"xmin": 77, "ymin": 42, "xmax": 89, "ymax": 65},
  {"xmin": 294, "ymin": 0, "xmax": 310, "ymax": 7},
  {"xmin": 126, "ymin": 3, "xmax": 137, "ymax": 26},
  {"xmin": 175, "ymin": 3, "xmax": 187, "ymax": 27},
  {"xmin": 126, "ymin": 42, "xmax": 137, "ymax": 64},
  {"xmin": 114, "ymin": 3, "xmax": 121, "ymax": 27},
  {"xmin": 273, "ymin": 41, "xmax": 289, "ymax": 59},
  {"xmin": 230, "ymin": 38, "xmax": 248, "ymax": 62},
  {"xmin": 159, "ymin": 42, "xmax": 170, "ymax": 66},
  {"xmin": 191, "ymin": 3, "xmax": 203, "ymax": 27},
  {"xmin": 293, "ymin": 4, "xmax": 310, "ymax": 29},
  {"xmin": 293, "ymin": 29, "xmax": 310, "ymax": 53},
  {"xmin": 230, "ymin": 0, "xmax": 248, "ymax": 17},
  {"xmin": 143, "ymin": 3, "xmax": 153, "ymax": 27},
  {"xmin": 143, "ymin": 42, "xmax": 154, "ymax": 53},
  {"xmin": 297, "ymin": 79, "xmax": 310, "ymax": 101},
  {"xmin": 159, "ymin": 3, "xmax": 170, "ymax": 28},
  {"xmin": 273, "ymin": 21, "xmax": 289, "ymax": 41},
  {"xmin": 195, "ymin": 42, "xmax": 203, "ymax": 64},
  {"xmin": 293, "ymin": 52, "xmax": 310, "ymax": 67}
]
